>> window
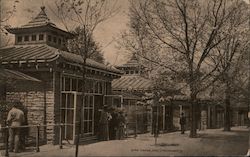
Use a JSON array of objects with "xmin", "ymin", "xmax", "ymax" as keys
[
  {"xmin": 82, "ymin": 95, "xmax": 94, "ymax": 135},
  {"xmin": 48, "ymin": 35, "xmax": 52, "ymax": 42},
  {"xmin": 53, "ymin": 37, "xmax": 57, "ymax": 43},
  {"xmin": 58, "ymin": 38, "xmax": 62, "ymax": 45},
  {"xmin": 24, "ymin": 35, "xmax": 29, "ymax": 41},
  {"xmin": 31, "ymin": 35, "xmax": 36, "ymax": 41},
  {"xmin": 39, "ymin": 34, "xmax": 44, "ymax": 40},
  {"xmin": 17, "ymin": 36, "xmax": 22, "ymax": 42}
]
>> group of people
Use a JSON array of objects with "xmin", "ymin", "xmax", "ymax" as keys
[
  {"xmin": 5, "ymin": 102, "xmax": 28, "ymax": 153},
  {"xmin": 98, "ymin": 105, "xmax": 127, "ymax": 141}
]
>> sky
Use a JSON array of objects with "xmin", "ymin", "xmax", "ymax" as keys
[{"xmin": 2, "ymin": 0, "xmax": 130, "ymax": 66}]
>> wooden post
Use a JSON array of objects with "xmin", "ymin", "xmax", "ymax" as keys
[
  {"xmin": 59, "ymin": 124, "xmax": 63, "ymax": 149},
  {"xmin": 134, "ymin": 107, "xmax": 137, "ymax": 138},
  {"xmin": 36, "ymin": 125, "xmax": 40, "ymax": 152},
  {"xmin": 5, "ymin": 127, "xmax": 9, "ymax": 157}
]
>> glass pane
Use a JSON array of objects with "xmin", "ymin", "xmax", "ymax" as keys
[
  {"xmin": 84, "ymin": 109, "xmax": 88, "ymax": 120},
  {"xmin": 89, "ymin": 81, "xmax": 93, "ymax": 93},
  {"xmin": 84, "ymin": 122, "xmax": 88, "ymax": 133},
  {"xmin": 94, "ymin": 82, "xmax": 98, "ymax": 93},
  {"xmin": 89, "ymin": 96, "xmax": 93, "ymax": 107},
  {"xmin": 84, "ymin": 96, "xmax": 89, "ymax": 107},
  {"xmin": 61, "ymin": 94, "xmax": 66, "ymax": 108},
  {"xmin": 61, "ymin": 109, "xmax": 65, "ymax": 123},
  {"xmin": 66, "ymin": 125, "xmax": 73, "ymax": 139},
  {"xmin": 89, "ymin": 122, "xmax": 93, "ymax": 133},
  {"xmin": 72, "ymin": 79, "xmax": 77, "ymax": 91},
  {"xmin": 89, "ymin": 109, "xmax": 93, "ymax": 120},
  {"xmin": 66, "ymin": 110, "xmax": 74, "ymax": 124},
  {"xmin": 61, "ymin": 77, "xmax": 65, "ymax": 91},
  {"xmin": 78, "ymin": 79, "xmax": 83, "ymax": 92},
  {"xmin": 99, "ymin": 82, "xmax": 103, "ymax": 94},
  {"xmin": 67, "ymin": 94, "xmax": 74, "ymax": 108},
  {"xmin": 65, "ymin": 77, "xmax": 70, "ymax": 91}
]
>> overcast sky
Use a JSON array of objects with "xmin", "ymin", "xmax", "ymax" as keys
[
  {"xmin": 3, "ymin": 0, "xmax": 249, "ymax": 66},
  {"xmin": 2, "ymin": 0, "xmax": 130, "ymax": 66}
]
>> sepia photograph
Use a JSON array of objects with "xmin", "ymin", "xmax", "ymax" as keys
[{"xmin": 0, "ymin": 0, "xmax": 249, "ymax": 156}]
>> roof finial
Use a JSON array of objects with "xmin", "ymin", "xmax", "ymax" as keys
[{"xmin": 41, "ymin": 6, "xmax": 45, "ymax": 11}]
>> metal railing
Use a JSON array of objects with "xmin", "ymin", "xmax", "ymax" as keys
[
  {"xmin": 0, "ymin": 122, "xmax": 150, "ymax": 157},
  {"xmin": 0, "ymin": 123, "xmax": 73, "ymax": 157}
]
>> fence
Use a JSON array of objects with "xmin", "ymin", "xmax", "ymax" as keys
[
  {"xmin": 0, "ymin": 122, "xmax": 142, "ymax": 157},
  {"xmin": 0, "ymin": 123, "xmax": 74, "ymax": 157}
]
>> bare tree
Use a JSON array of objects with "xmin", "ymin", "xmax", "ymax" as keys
[
  {"xmin": 212, "ymin": 4, "xmax": 249, "ymax": 131},
  {"xmin": 0, "ymin": 0, "xmax": 19, "ymax": 47},
  {"xmin": 68, "ymin": 26, "xmax": 105, "ymax": 63},
  {"xmin": 120, "ymin": 0, "xmax": 248, "ymax": 137},
  {"xmin": 50, "ymin": 0, "xmax": 119, "ymax": 156}
]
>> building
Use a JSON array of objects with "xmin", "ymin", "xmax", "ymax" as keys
[
  {"xmin": 0, "ymin": 7, "xmax": 122, "ymax": 144},
  {"xmin": 112, "ymin": 54, "xmax": 152, "ymax": 134},
  {"xmin": 112, "ymin": 54, "xmax": 230, "ymax": 134}
]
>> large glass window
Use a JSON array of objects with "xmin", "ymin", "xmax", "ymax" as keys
[{"xmin": 61, "ymin": 93, "xmax": 75, "ymax": 140}]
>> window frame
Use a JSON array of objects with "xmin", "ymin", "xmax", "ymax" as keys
[
  {"xmin": 39, "ymin": 34, "xmax": 44, "ymax": 41},
  {"xmin": 31, "ymin": 35, "xmax": 37, "ymax": 41}
]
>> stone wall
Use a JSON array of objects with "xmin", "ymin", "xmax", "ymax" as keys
[{"xmin": 5, "ymin": 71, "xmax": 58, "ymax": 144}]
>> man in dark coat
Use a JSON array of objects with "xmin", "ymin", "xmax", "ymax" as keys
[
  {"xmin": 180, "ymin": 112, "xmax": 186, "ymax": 134},
  {"xmin": 109, "ymin": 108, "xmax": 118, "ymax": 140},
  {"xmin": 99, "ymin": 106, "xmax": 111, "ymax": 141}
]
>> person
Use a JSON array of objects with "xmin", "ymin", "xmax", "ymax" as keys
[
  {"xmin": 98, "ymin": 105, "xmax": 111, "ymax": 141},
  {"xmin": 180, "ymin": 112, "xmax": 186, "ymax": 134},
  {"xmin": 124, "ymin": 113, "xmax": 128, "ymax": 138},
  {"xmin": 7, "ymin": 102, "xmax": 25, "ymax": 153},
  {"xmin": 19, "ymin": 105, "xmax": 28, "ymax": 151},
  {"xmin": 116, "ymin": 110, "xmax": 125, "ymax": 140},
  {"xmin": 109, "ymin": 107, "xmax": 118, "ymax": 140}
]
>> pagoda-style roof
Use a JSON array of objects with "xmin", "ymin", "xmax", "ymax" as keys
[
  {"xmin": 112, "ymin": 75, "xmax": 152, "ymax": 91},
  {"xmin": 22, "ymin": 6, "xmax": 56, "ymax": 28},
  {"xmin": 6, "ymin": 6, "xmax": 73, "ymax": 38},
  {"xmin": 117, "ymin": 54, "xmax": 142, "ymax": 68},
  {"xmin": 0, "ymin": 45, "xmax": 122, "ymax": 75}
]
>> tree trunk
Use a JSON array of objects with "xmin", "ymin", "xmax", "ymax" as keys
[
  {"xmin": 189, "ymin": 93, "xmax": 197, "ymax": 138},
  {"xmin": 224, "ymin": 81, "xmax": 231, "ymax": 131}
]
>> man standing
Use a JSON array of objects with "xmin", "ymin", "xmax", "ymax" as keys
[
  {"xmin": 7, "ymin": 102, "xmax": 25, "ymax": 153},
  {"xmin": 180, "ymin": 112, "xmax": 186, "ymax": 134},
  {"xmin": 99, "ymin": 105, "xmax": 111, "ymax": 141}
]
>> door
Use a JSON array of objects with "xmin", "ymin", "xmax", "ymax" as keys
[
  {"xmin": 94, "ymin": 95, "xmax": 103, "ymax": 135},
  {"xmin": 61, "ymin": 92, "xmax": 76, "ymax": 140},
  {"xmin": 82, "ymin": 95, "xmax": 95, "ymax": 136}
]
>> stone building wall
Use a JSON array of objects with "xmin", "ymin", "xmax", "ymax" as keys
[{"xmin": 5, "ymin": 71, "xmax": 59, "ymax": 144}]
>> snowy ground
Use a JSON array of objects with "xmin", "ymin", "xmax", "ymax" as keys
[{"xmin": 1, "ymin": 126, "xmax": 249, "ymax": 157}]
